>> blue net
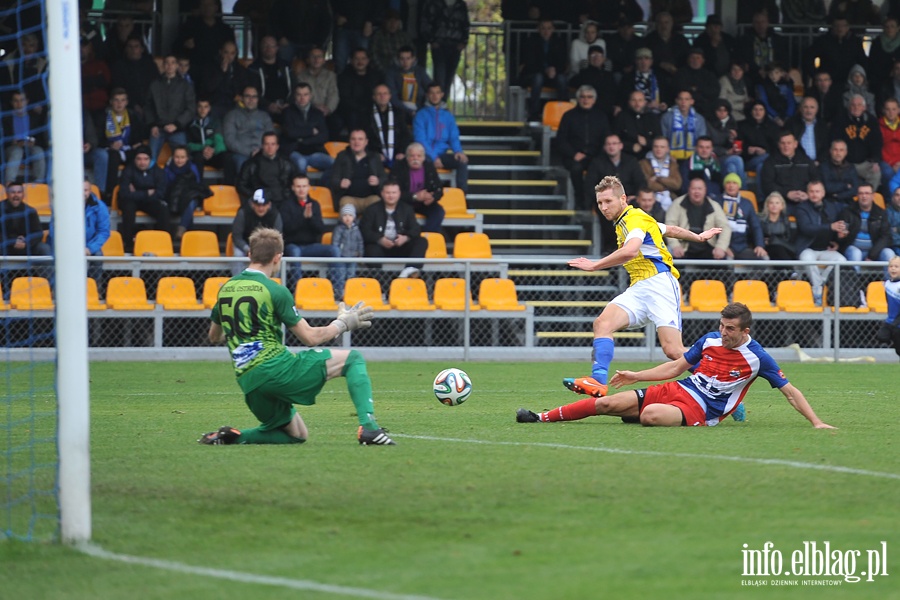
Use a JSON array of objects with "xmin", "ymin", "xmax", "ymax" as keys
[{"xmin": 1, "ymin": 0, "xmax": 59, "ymax": 543}]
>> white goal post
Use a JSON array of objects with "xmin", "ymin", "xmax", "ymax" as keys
[{"xmin": 48, "ymin": 0, "xmax": 92, "ymax": 544}]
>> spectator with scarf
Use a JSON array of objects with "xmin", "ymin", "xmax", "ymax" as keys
[
  {"xmin": 660, "ymin": 89, "xmax": 707, "ymax": 162},
  {"xmin": 367, "ymin": 84, "xmax": 412, "ymax": 170},
  {"xmin": 639, "ymin": 135, "xmax": 681, "ymax": 212},
  {"xmin": 679, "ymin": 136, "xmax": 723, "ymax": 199},
  {"xmin": 617, "ymin": 47, "xmax": 669, "ymax": 115}
]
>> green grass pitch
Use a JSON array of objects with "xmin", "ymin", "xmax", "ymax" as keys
[{"xmin": 2, "ymin": 360, "xmax": 898, "ymax": 599}]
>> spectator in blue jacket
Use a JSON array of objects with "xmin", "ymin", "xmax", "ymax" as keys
[
  {"xmin": 413, "ymin": 83, "xmax": 468, "ymax": 192},
  {"xmin": 48, "ymin": 179, "xmax": 110, "ymax": 283}
]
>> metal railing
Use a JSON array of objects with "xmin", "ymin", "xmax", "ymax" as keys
[{"xmin": 1, "ymin": 256, "xmax": 895, "ymax": 363}]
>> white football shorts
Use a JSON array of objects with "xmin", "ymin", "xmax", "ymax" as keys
[{"xmin": 609, "ymin": 271, "xmax": 682, "ymax": 331}]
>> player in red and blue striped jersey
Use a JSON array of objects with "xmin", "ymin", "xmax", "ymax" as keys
[{"xmin": 517, "ymin": 303, "xmax": 835, "ymax": 429}]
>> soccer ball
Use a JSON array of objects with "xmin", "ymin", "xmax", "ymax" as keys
[{"xmin": 433, "ymin": 368, "xmax": 472, "ymax": 406}]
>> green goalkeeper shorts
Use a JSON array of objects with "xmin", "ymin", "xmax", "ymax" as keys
[{"xmin": 243, "ymin": 348, "xmax": 332, "ymax": 431}]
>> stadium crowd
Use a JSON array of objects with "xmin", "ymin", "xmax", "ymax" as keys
[{"xmin": 1, "ymin": 0, "xmax": 900, "ymax": 307}]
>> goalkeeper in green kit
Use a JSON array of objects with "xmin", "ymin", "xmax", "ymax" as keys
[{"xmin": 199, "ymin": 227, "xmax": 395, "ymax": 446}]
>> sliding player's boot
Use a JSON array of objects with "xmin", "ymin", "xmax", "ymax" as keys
[
  {"xmin": 562, "ymin": 377, "xmax": 608, "ymax": 397},
  {"xmin": 515, "ymin": 408, "xmax": 540, "ymax": 423},
  {"xmin": 731, "ymin": 402, "xmax": 746, "ymax": 422}
]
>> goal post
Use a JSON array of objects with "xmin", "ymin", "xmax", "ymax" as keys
[{"xmin": 47, "ymin": 0, "xmax": 92, "ymax": 544}]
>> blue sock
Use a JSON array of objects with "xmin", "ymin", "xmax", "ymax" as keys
[{"xmin": 591, "ymin": 337, "xmax": 615, "ymax": 385}]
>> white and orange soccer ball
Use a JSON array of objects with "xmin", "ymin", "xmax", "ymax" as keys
[{"xmin": 432, "ymin": 368, "xmax": 472, "ymax": 406}]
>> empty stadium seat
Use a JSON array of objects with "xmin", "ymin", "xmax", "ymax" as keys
[
  {"xmin": 321, "ymin": 231, "xmax": 333, "ymax": 245},
  {"xmin": 324, "ymin": 141, "xmax": 348, "ymax": 158},
  {"xmin": 776, "ymin": 280, "xmax": 820, "ymax": 313},
  {"xmin": 732, "ymin": 280, "xmax": 779, "ymax": 312},
  {"xmin": 541, "ymin": 100, "xmax": 575, "ymax": 131},
  {"xmin": 866, "ymin": 281, "xmax": 888, "ymax": 313},
  {"xmin": 133, "ymin": 230, "xmax": 174, "ymax": 257},
  {"xmin": 874, "ymin": 192, "xmax": 886, "ymax": 209},
  {"xmin": 453, "ymin": 232, "xmax": 492, "ymax": 259},
  {"xmin": 294, "ymin": 277, "xmax": 338, "ymax": 310},
  {"xmin": 156, "ymin": 277, "xmax": 204, "ymax": 310},
  {"xmin": 203, "ymin": 185, "xmax": 241, "ymax": 217},
  {"xmin": 689, "ymin": 279, "xmax": 728, "ymax": 312},
  {"xmin": 24, "ymin": 183, "xmax": 51, "ymax": 216},
  {"xmin": 225, "ymin": 233, "xmax": 234, "ymax": 257},
  {"xmin": 479, "ymin": 278, "xmax": 525, "ymax": 311},
  {"xmin": 202, "ymin": 276, "xmax": 230, "ymax": 308},
  {"xmin": 433, "ymin": 278, "xmax": 480, "ymax": 311},
  {"xmin": 311, "ymin": 186, "xmax": 338, "ymax": 218},
  {"xmin": 438, "ymin": 188, "xmax": 475, "ymax": 219},
  {"xmin": 106, "ymin": 276, "xmax": 154, "ymax": 310},
  {"xmin": 179, "ymin": 230, "xmax": 220, "ymax": 257},
  {"xmin": 9, "ymin": 277, "xmax": 53, "ymax": 310},
  {"xmin": 422, "ymin": 231, "xmax": 448, "ymax": 258},
  {"xmin": 389, "ymin": 278, "xmax": 434, "ymax": 310},
  {"xmin": 101, "ymin": 230, "xmax": 125, "ymax": 256},
  {"xmin": 86, "ymin": 278, "xmax": 106, "ymax": 311},
  {"xmin": 343, "ymin": 277, "xmax": 390, "ymax": 310}
]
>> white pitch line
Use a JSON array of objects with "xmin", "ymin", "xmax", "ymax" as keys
[
  {"xmin": 396, "ymin": 434, "xmax": 900, "ymax": 481},
  {"xmin": 76, "ymin": 543, "xmax": 445, "ymax": 600}
]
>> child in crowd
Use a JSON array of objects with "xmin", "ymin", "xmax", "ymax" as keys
[
  {"xmin": 876, "ymin": 256, "xmax": 900, "ymax": 359},
  {"xmin": 756, "ymin": 62, "xmax": 796, "ymax": 127},
  {"xmin": 331, "ymin": 203, "xmax": 364, "ymax": 299},
  {"xmin": 843, "ymin": 64, "xmax": 876, "ymax": 117},
  {"xmin": 177, "ymin": 55, "xmax": 193, "ymax": 85}
]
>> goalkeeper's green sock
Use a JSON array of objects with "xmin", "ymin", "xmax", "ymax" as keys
[
  {"xmin": 343, "ymin": 349, "xmax": 379, "ymax": 431},
  {"xmin": 237, "ymin": 427, "xmax": 305, "ymax": 444}
]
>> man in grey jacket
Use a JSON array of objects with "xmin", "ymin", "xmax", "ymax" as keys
[
  {"xmin": 223, "ymin": 85, "xmax": 274, "ymax": 183},
  {"xmin": 146, "ymin": 55, "xmax": 196, "ymax": 164}
]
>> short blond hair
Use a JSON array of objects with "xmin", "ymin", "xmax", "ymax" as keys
[
  {"xmin": 764, "ymin": 192, "xmax": 786, "ymax": 213},
  {"xmin": 248, "ymin": 228, "xmax": 284, "ymax": 265},
  {"xmin": 594, "ymin": 175, "xmax": 626, "ymax": 197}
]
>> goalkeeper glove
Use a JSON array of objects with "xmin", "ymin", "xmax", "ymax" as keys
[{"xmin": 331, "ymin": 301, "xmax": 374, "ymax": 335}]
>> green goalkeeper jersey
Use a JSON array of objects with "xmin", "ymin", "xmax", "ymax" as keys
[{"xmin": 210, "ymin": 270, "xmax": 302, "ymax": 391}]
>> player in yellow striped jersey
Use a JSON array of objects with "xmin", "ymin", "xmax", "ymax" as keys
[{"xmin": 563, "ymin": 175, "xmax": 723, "ymax": 398}]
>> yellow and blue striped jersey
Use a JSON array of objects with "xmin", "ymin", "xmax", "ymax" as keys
[{"xmin": 615, "ymin": 206, "xmax": 679, "ymax": 285}]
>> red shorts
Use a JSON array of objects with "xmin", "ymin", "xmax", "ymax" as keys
[{"xmin": 639, "ymin": 381, "xmax": 707, "ymax": 427}]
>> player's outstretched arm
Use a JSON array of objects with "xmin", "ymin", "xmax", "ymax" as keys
[
  {"xmin": 568, "ymin": 238, "xmax": 642, "ymax": 272},
  {"xmin": 291, "ymin": 301, "xmax": 375, "ymax": 346},
  {"xmin": 610, "ymin": 356, "xmax": 691, "ymax": 388},
  {"xmin": 779, "ymin": 383, "xmax": 836, "ymax": 429},
  {"xmin": 663, "ymin": 224, "xmax": 723, "ymax": 243}
]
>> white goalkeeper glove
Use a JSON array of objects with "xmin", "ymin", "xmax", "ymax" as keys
[{"xmin": 330, "ymin": 301, "xmax": 374, "ymax": 336}]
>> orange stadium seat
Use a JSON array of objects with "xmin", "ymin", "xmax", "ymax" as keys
[
  {"xmin": 343, "ymin": 277, "xmax": 390, "ymax": 310},
  {"xmin": 101, "ymin": 231, "xmax": 125, "ymax": 256},
  {"xmin": 439, "ymin": 188, "xmax": 475, "ymax": 219},
  {"xmin": 389, "ymin": 278, "xmax": 434, "ymax": 311},
  {"xmin": 295, "ymin": 277, "xmax": 338, "ymax": 311},
  {"xmin": 434, "ymin": 278, "xmax": 480, "ymax": 311},
  {"xmin": 479, "ymin": 278, "xmax": 526, "ymax": 311},
  {"xmin": 866, "ymin": 281, "xmax": 888, "ymax": 313},
  {"xmin": 202, "ymin": 277, "xmax": 230, "ymax": 308},
  {"xmin": 776, "ymin": 280, "xmax": 820, "ymax": 313},
  {"xmin": 689, "ymin": 280, "xmax": 728, "ymax": 312},
  {"xmin": 86, "ymin": 278, "xmax": 106, "ymax": 311},
  {"xmin": 156, "ymin": 277, "xmax": 204, "ymax": 310},
  {"xmin": 133, "ymin": 230, "xmax": 174, "ymax": 257},
  {"xmin": 732, "ymin": 280, "xmax": 779, "ymax": 312},
  {"xmin": 203, "ymin": 185, "xmax": 242, "ymax": 217},
  {"xmin": 541, "ymin": 101, "xmax": 575, "ymax": 131},
  {"xmin": 422, "ymin": 231, "xmax": 448, "ymax": 259},
  {"xmin": 453, "ymin": 232, "xmax": 492, "ymax": 259},
  {"xmin": 9, "ymin": 277, "xmax": 54, "ymax": 310},
  {"xmin": 179, "ymin": 230, "xmax": 220, "ymax": 257},
  {"xmin": 311, "ymin": 187, "xmax": 338, "ymax": 218},
  {"xmin": 106, "ymin": 277, "xmax": 154, "ymax": 310}
]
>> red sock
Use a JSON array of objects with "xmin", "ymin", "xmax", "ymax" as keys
[{"xmin": 540, "ymin": 398, "xmax": 598, "ymax": 422}]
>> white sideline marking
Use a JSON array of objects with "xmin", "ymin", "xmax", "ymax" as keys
[
  {"xmin": 76, "ymin": 543, "xmax": 445, "ymax": 600},
  {"xmin": 397, "ymin": 435, "xmax": 900, "ymax": 481}
]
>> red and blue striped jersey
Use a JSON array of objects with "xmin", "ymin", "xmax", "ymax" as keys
[{"xmin": 678, "ymin": 332, "xmax": 789, "ymax": 426}]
